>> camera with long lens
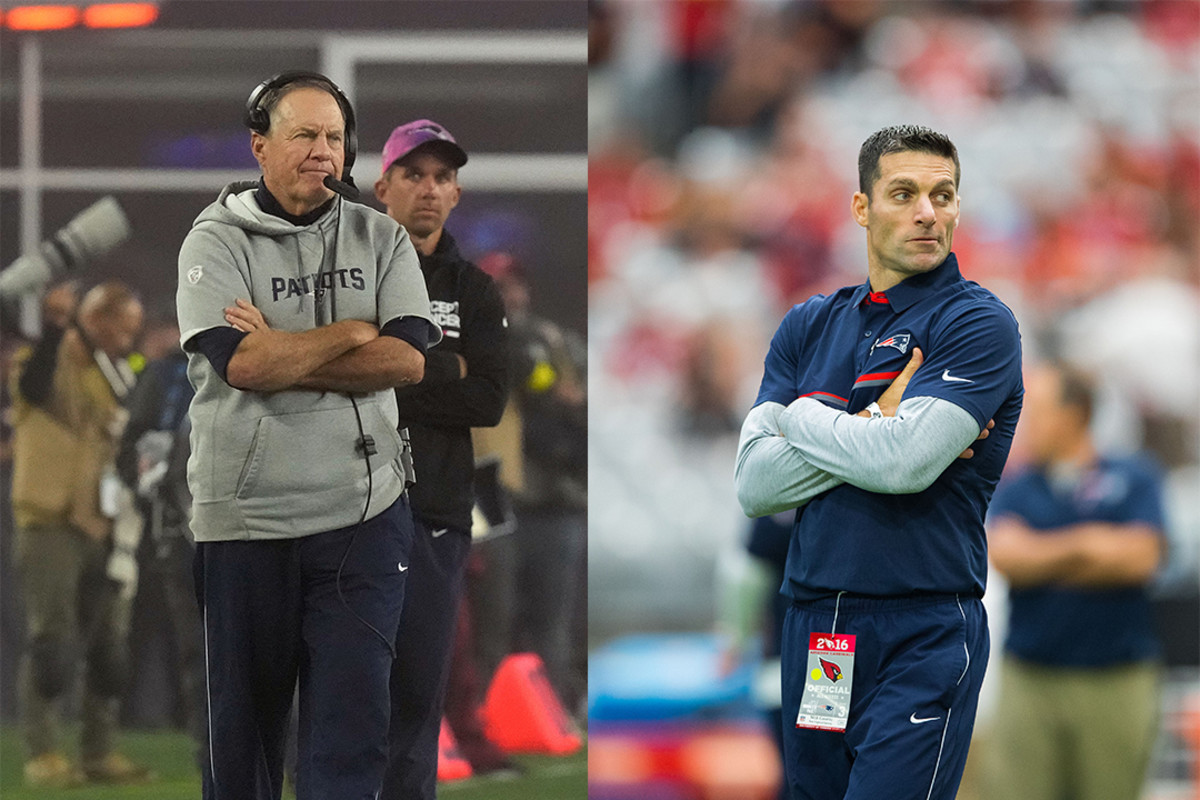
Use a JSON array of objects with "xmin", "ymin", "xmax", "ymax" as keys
[{"xmin": 0, "ymin": 196, "xmax": 131, "ymax": 299}]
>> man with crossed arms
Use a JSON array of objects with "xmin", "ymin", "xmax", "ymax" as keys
[{"xmin": 736, "ymin": 125, "xmax": 1022, "ymax": 800}]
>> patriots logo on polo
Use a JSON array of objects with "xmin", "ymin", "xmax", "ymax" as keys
[
  {"xmin": 819, "ymin": 657, "xmax": 843, "ymax": 682},
  {"xmin": 870, "ymin": 333, "xmax": 911, "ymax": 356}
]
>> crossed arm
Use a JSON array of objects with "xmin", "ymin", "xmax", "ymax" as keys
[
  {"xmin": 736, "ymin": 349, "xmax": 992, "ymax": 517},
  {"xmin": 988, "ymin": 516, "xmax": 1162, "ymax": 588},
  {"xmin": 224, "ymin": 298, "xmax": 425, "ymax": 393}
]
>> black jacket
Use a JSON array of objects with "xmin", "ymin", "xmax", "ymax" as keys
[{"xmin": 394, "ymin": 231, "xmax": 509, "ymax": 531}]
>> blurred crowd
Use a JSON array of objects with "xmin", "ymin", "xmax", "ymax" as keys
[{"xmin": 587, "ymin": 0, "xmax": 1200, "ymax": 634}]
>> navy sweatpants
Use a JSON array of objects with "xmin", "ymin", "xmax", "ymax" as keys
[
  {"xmin": 196, "ymin": 496, "xmax": 413, "ymax": 800},
  {"xmin": 781, "ymin": 594, "xmax": 989, "ymax": 800},
  {"xmin": 381, "ymin": 517, "xmax": 471, "ymax": 800}
]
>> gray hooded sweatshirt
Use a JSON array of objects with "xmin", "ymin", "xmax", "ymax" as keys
[{"xmin": 176, "ymin": 182, "xmax": 439, "ymax": 542}]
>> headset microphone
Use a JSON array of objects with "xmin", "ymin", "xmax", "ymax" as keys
[{"xmin": 324, "ymin": 174, "xmax": 360, "ymax": 201}]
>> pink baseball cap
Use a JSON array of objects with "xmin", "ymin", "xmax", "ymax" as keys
[{"xmin": 380, "ymin": 119, "xmax": 468, "ymax": 175}]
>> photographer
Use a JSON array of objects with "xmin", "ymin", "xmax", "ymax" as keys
[{"xmin": 9, "ymin": 281, "xmax": 151, "ymax": 787}]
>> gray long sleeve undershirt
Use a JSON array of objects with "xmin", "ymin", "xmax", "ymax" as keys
[{"xmin": 735, "ymin": 395, "xmax": 981, "ymax": 518}]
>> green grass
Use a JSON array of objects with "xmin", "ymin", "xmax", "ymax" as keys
[
  {"xmin": 0, "ymin": 725, "xmax": 200, "ymax": 799},
  {"xmin": 440, "ymin": 750, "xmax": 587, "ymax": 799},
  {"xmin": 0, "ymin": 725, "xmax": 587, "ymax": 799}
]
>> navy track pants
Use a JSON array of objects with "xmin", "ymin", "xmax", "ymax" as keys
[
  {"xmin": 381, "ymin": 517, "xmax": 471, "ymax": 800},
  {"xmin": 196, "ymin": 496, "xmax": 413, "ymax": 800},
  {"xmin": 781, "ymin": 594, "xmax": 989, "ymax": 800}
]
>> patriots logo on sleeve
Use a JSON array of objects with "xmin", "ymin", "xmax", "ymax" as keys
[{"xmin": 870, "ymin": 333, "xmax": 910, "ymax": 356}]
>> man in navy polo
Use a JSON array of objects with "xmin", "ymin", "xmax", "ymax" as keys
[
  {"xmin": 735, "ymin": 125, "xmax": 1023, "ymax": 800},
  {"xmin": 985, "ymin": 362, "xmax": 1163, "ymax": 800}
]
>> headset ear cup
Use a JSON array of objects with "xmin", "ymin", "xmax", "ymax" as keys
[
  {"xmin": 244, "ymin": 77, "xmax": 273, "ymax": 133},
  {"xmin": 342, "ymin": 117, "xmax": 357, "ymax": 184},
  {"xmin": 247, "ymin": 108, "xmax": 267, "ymax": 134},
  {"xmin": 334, "ymin": 92, "xmax": 357, "ymax": 184}
]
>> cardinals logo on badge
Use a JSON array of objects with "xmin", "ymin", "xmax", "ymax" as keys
[{"xmin": 819, "ymin": 657, "xmax": 843, "ymax": 682}]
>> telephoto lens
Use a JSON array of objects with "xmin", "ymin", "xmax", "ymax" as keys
[{"xmin": 0, "ymin": 196, "xmax": 131, "ymax": 299}]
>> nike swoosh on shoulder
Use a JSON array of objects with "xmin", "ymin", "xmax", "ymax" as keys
[
  {"xmin": 941, "ymin": 369, "xmax": 974, "ymax": 384},
  {"xmin": 910, "ymin": 712, "xmax": 941, "ymax": 724}
]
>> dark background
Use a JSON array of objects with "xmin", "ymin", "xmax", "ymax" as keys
[{"xmin": 0, "ymin": 0, "xmax": 587, "ymax": 328}]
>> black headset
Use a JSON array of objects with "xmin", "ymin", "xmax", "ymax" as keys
[{"xmin": 243, "ymin": 70, "xmax": 358, "ymax": 187}]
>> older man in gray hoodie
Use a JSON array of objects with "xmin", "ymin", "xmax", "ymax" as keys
[{"xmin": 176, "ymin": 71, "xmax": 438, "ymax": 800}]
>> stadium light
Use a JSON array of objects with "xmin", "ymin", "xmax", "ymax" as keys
[
  {"xmin": 5, "ymin": 5, "xmax": 79, "ymax": 30},
  {"xmin": 83, "ymin": 3, "xmax": 157, "ymax": 28},
  {"xmin": 2, "ymin": 2, "xmax": 158, "ymax": 29}
]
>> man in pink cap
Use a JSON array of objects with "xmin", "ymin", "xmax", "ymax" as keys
[
  {"xmin": 375, "ymin": 120, "xmax": 512, "ymax": 798},
  {"xmin": 376, "ymin": 121, "xmax": 468, "ymax": 254}
]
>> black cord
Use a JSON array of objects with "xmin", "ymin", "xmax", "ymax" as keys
[
  {"xmin": 337, "ymin": 394, "xmax": 397, "ymax": 660},
  {"xmin": 325, "ymin": 195, "xmax": 396, "ymax": 659}
]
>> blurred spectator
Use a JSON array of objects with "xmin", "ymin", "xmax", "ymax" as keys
[
  {"xmin": 441, "ymin": 384, "xmax": 529, "ymax": 772},
  {"xmin": 113, "ymin": 318, "xmax": 206, "ymax": 771},
  {"xmin": 8, "ymin": 281, "xmax": 151, "ymax": 786},
  {"xmin": 480, "ymin": 251, "xmax": 588, "ymax": 713},
  {"xmin": 986, "ymin": 361, "xmax": 1166, "ymax": 800},
  {"xmin": 1, "ymin": 333, "xmax": 28, "ymax": 722},
  {"xmin": 467, "ymin": 404, "xmax": 525, "ymax": 688},
  {"xmin": 715, "ymin": 510, "xmax": 793, "ymax": 800}
]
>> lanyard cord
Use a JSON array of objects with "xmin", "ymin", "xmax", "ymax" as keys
[{"xmin": 831, "ymin": 590, "xmax": 847, "ymax": 636}]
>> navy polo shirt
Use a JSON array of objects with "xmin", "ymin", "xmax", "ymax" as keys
[
  {"xmin": 990, "ymin": 456, "xmax": 1165, "ymax": 667},
  {"xmin": 754, "ymin": 253, "xmax": 1023, "ymax": 602}
]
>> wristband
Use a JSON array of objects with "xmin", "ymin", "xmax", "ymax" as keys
[{"xmin": 866, "ymin": 402, "xmax": 884, "ymax": 420}]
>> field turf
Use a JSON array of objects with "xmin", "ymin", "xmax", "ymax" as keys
[{"xmin": 0, "ymin": 726, "xmax": 587, "ymax": 799}]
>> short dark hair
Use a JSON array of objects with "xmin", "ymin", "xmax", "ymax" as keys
[
  {"xmin": 1049, "ymin": 361, "xmax": 1095, "ymax": 425},
  {"xmin": 858, "ymin": 125, "xmax": 960, "ymax": 197}
]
